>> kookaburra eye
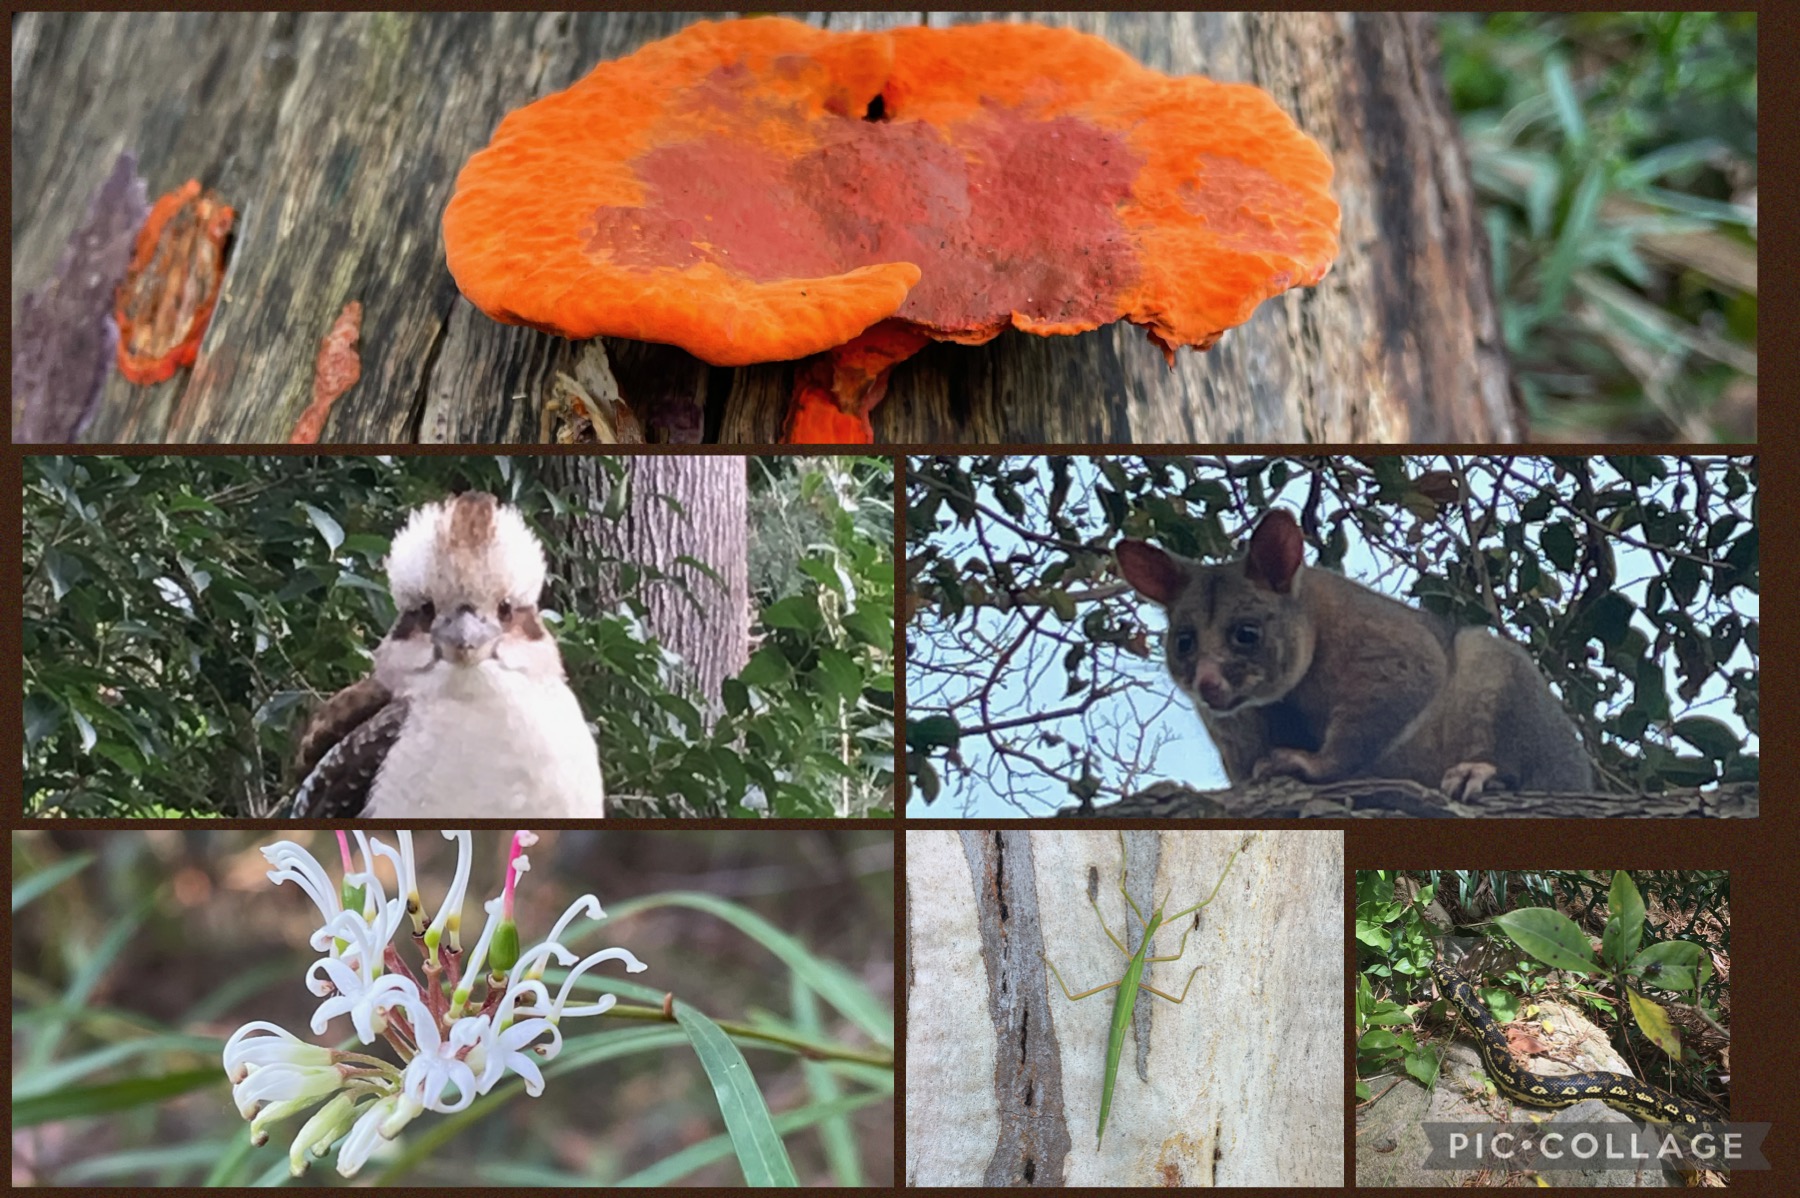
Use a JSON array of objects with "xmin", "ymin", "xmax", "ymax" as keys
[{"xmin": 283, "ymin": 491, "xmax": 606, "ymax": 819}]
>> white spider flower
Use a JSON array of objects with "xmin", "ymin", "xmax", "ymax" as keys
[
  {"xmin": 230, "ymin": 1057, "xmax": 346, "ymax": 1120},
  {"xmin": 336, "ymin": 1092, "xmax": 412, "ymax": 1178},
  {"xmin": 260, "ymin": 841, "xmax": 343, "ymax": 928},
  {"xmin": 424, "ymin": 830, "xmax": 472, "ymax": 955},
  {"xmin": 394, "ymin": 995, "xmax": 478, "ymax": 1118},
  {"xmin": 288, "ymin": 1091, "xmax": 358, "ymax": 1177},
  {"xmin": 226, "ymin": 830, "xmax": 648, "ymax": 1178},
  {"xmin": 538, "ymin": 946, "xmax": 650, "ymax": 1022},
  {"xmin": 223, "ymin": 1021, "xmax": 333, "ymax": 1084},
  {"xmin": 467, "ymin": 1014, "xmax": 563, "ymax": 1096}
]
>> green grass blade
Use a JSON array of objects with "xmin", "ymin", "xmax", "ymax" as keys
[
  {"xmin": 12, "ymin": 852, "xmax": 95, "ymax": 911},
  {"xmin": 28, "ymin": 891, "xmax": 158, "ymax": 1070},
  {"xmin": 12, "ymin": 1032, "xmax": 220, "ymax": 1100},
  {"xmin": 619, "ymin": 1089, "xmax": 887, "ymax": 1187},
  {"xmin": 672, "ymin": 998, "xmax": 798, "ymax": 1187},
  {"xmin": 792, "ymin": 978, "xmax": 862, "ymax": 1186},
  {"xmin": 13, "ymin": 1068, "xmax": 221, "ymax": 1126},
  {"xmin": 56, "ymin": 1140, "xmax": 235, "ymax": 1183},
  {"xmin": 183, "ymin": 957, "xmax": 294, "ymax": 1024},
  {"xmin": 609, "ymin": 892, "xmax": 892, "ymax": 1046},
  {"xmin": 202, "ymin": 1129, "xmax": 262, "ymax": 1186}
]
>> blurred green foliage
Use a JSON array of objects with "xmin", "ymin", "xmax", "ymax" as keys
[
  {"xmin": 22, "ymin": 455, "xmax": 894, "ymax": 817},
  {"xmin": 1439, "ymin": 12, "xmax": 1756, "ymax": 440}
]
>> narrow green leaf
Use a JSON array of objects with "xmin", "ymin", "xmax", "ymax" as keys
[
  {"xmin": 57, "ymin": 1140, "xmax": 236, "ymax": 1183},
  {"xmin": 672, "ymin": 1000, "xmax": 798, "ymax": 1187},
  {"xmin": 12, "ymin": 853, "xmax": 95, "ymax": 911},
  {"xmin": 619, "ymin": 1089, "xmax": 887, "ymax": 1187},
  {"xmin": 793, "ymin": 979, "xmax": 862, "ymax": 1186},
  {"xmin": 202, "ymin": 1128, "xmax": 262, "ymax": 1186},
  {"xmin": 13, "ymin": 1069, "xmax": 221, "ymax": 1126},
  {"xmin": 12, "ymin": 1032, "xmax": 221, "ymax": 1100},
  {"xmin": 607, "ymin": 892, "xmax": 892, "ymax": 1045},
  {"xmin": 32, "ymin": 891, "xmax": 159, "ymax": 1069}
]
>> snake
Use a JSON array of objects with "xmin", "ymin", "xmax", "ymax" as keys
[{"xmin": 1430, "ymin": 961, "xmax": 1720, "ymax": 1130}]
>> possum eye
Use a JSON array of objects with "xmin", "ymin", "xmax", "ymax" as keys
[
  {"xmin": 419, "ymin": 601, "xmax": 437, "ymax": 624},
  {"xmin": 498, "ymin": 601, "xmax": 513, "ymax": 622},
  {"xmin": 1174, "ymin": 627, "xmax": 1197, "ymax": 656},
  {"xmin": 1231, "ymin": 621, "xmax": 1261, "ymax": 649}
]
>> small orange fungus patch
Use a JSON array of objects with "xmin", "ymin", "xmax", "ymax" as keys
[
  {"xmin": 115, "ymin": 179, "xmax": 234, "ymax": 385},
  {"xmin": 290, "ymin": 300, "xmax": 364, "ymax": 443},
  {"xmin": 444, "ymin": 18, "xmax": 1340, "ymax": 441}
]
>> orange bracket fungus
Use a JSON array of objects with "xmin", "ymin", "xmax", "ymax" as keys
[
  {"xmin": 443, "ymin": 18, "xmax": 1340, "ymax": 443},
  {"xmin": 115, "ymin": 179, "xmax": 235, "ymax": 385}
]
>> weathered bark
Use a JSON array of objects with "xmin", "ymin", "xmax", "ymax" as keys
[
  {"xmin": 13, "ymin": 11, "xmax": 1512, "ymax": 444},
  {"xmin": 1057, "ymin": 779, "xmax": 1760, "ymax": 819},
  {"xmin": 545, "ymin": 455, "xmax": 749, "ymax": 709}
]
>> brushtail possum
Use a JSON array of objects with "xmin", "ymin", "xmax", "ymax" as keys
[{"xmin": 1116, "ymin": 509, "xmax": 1592, "ymax": 800}]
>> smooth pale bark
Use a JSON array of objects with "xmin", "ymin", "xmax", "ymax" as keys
[{"xmin": 907, "ymin": 829, "xmax": 1344, "ymax": 1186}]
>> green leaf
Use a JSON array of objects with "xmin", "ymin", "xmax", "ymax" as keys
[
  {"xmin": 13, "ymin": 853, "xmax": 95, "ymax": 911},
  {"xmin": 906, "ymin": 715, "xmax": 961, "ymax": 751},
  {"xmin": 841, "ymin": 608, "xmax": 891, "ymax": 646},
  {"xmin": 608, "ymin": 892, "xmax": 892, "ymax": 1046},
  {"xmin": 300, "ymin": 502, "xmax": 345, "ymax": 553},
  {"xmin": 12, "ymin": 1032, "xmax": 221, "ymax": 1100},
  {"xmin": 1671, "ymin": 716, "xmax": 1741, "ymax": 759},
  {"xmin": 32, "ymin": 892, "xmax": 158, "ymax": 1069},
  {"xmin": 1492, "ymin": 907, "xmax": 1596, "ymax": 974},
  {"xmin": 673, "ymin": 1000, "xmax": 798, "ymax": 1186},
  {"xmin": 1604, "ymin": 871, "xmax": 1646, "ymax": 966},
  {"xmin": 761, "ymin": 597, "xmax": 822, "ymax": 632},
  {"xmin": 55, "ymin": 1141, "xmax": 237, "ymax": 1183},
  {"xmin": 620, "ymin": 1088, "xmax": 888, "ymax": 1187},
  {"xmin": 792, "ymin": 978, "xmax": 862, "ymax": 1186},
  {"xmin": 814, "ymin": 648, "xmax": 862, "ymax": 702},
  {"xmin": 12, "ymin": 1069, "xmax": 222, "ymax": 1126},
  {"xmin": 739, "ymin": 646, "xmax": 792, "ymax": 689}
]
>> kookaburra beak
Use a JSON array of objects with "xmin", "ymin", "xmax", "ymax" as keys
[{"xmin": 433, "ymin": 605, "xmax": 503, "ymax": 665}]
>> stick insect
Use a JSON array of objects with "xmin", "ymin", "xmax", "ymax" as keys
[{"xmin": 1041, "ymin": 830, "xmax": 1247, "ymax": 1148}]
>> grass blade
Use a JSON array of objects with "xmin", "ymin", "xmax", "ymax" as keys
[
  {"xmin": 30, "ymin": 891, "xmax": 159, "ymax": 1069},
  {"xmin": 56, "ymin": 1140, "xmax": 235, "ymax": 1183},
  {"xmin": 792, "ymin": 979, "xmax": 862, "ymax": 1185},
  {"xmin": 609, "ymin": 892, "xmax": 892, "ymax": 1046},
  {"xmin": 12, "ymin": 1032, "xmax": 220, "ymax": 1100},
  {"xmin": 12, "ymin": 852, "xmax": 94, "ymax": 911},
  {"xmin": 673, "ymin": 999, "xmax": 798, "ymax": 1186},
  {"xmin": 13, "ymin": 1068, "xmax": 221, "ymax": 1126},
  {"xmin": 619, "ymin": 1089, "xmax": 887, "ymax": 1187}
]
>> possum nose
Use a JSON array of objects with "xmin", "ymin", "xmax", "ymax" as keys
[{"xmin": 1194, "ymin": 662, "xmax": 1233, "ymax": 709}]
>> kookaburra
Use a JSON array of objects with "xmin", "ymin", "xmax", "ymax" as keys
[{"xmin": 286, "ymin": 491, "xmax": 605, "ymax": 818}]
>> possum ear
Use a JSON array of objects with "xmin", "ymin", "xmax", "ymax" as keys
[{"xmin": 1115, "ymin": 540, "xmax": 1190, "ymax": 607}]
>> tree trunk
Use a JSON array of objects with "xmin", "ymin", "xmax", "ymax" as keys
[
  {"xmin": 14, "ymin": 11, "xmax": 1511, "ymax": 444},
  {"xmin": 906, "ymin": 830, "xmax": 1343, "ymax": 1186},
  {"xmin": 544, "ymin": 455, "xmax": 749, "ymax": 711}
]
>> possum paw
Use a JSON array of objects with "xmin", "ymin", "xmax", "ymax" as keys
[{"xmin": 1440, "ymin": 761, "xmax": 1500, "ymax": 802}]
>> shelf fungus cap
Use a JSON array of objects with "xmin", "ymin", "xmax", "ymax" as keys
[{"xmin": 443, "ymin": 17, "xmax": 1340, "ymax": 369}]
